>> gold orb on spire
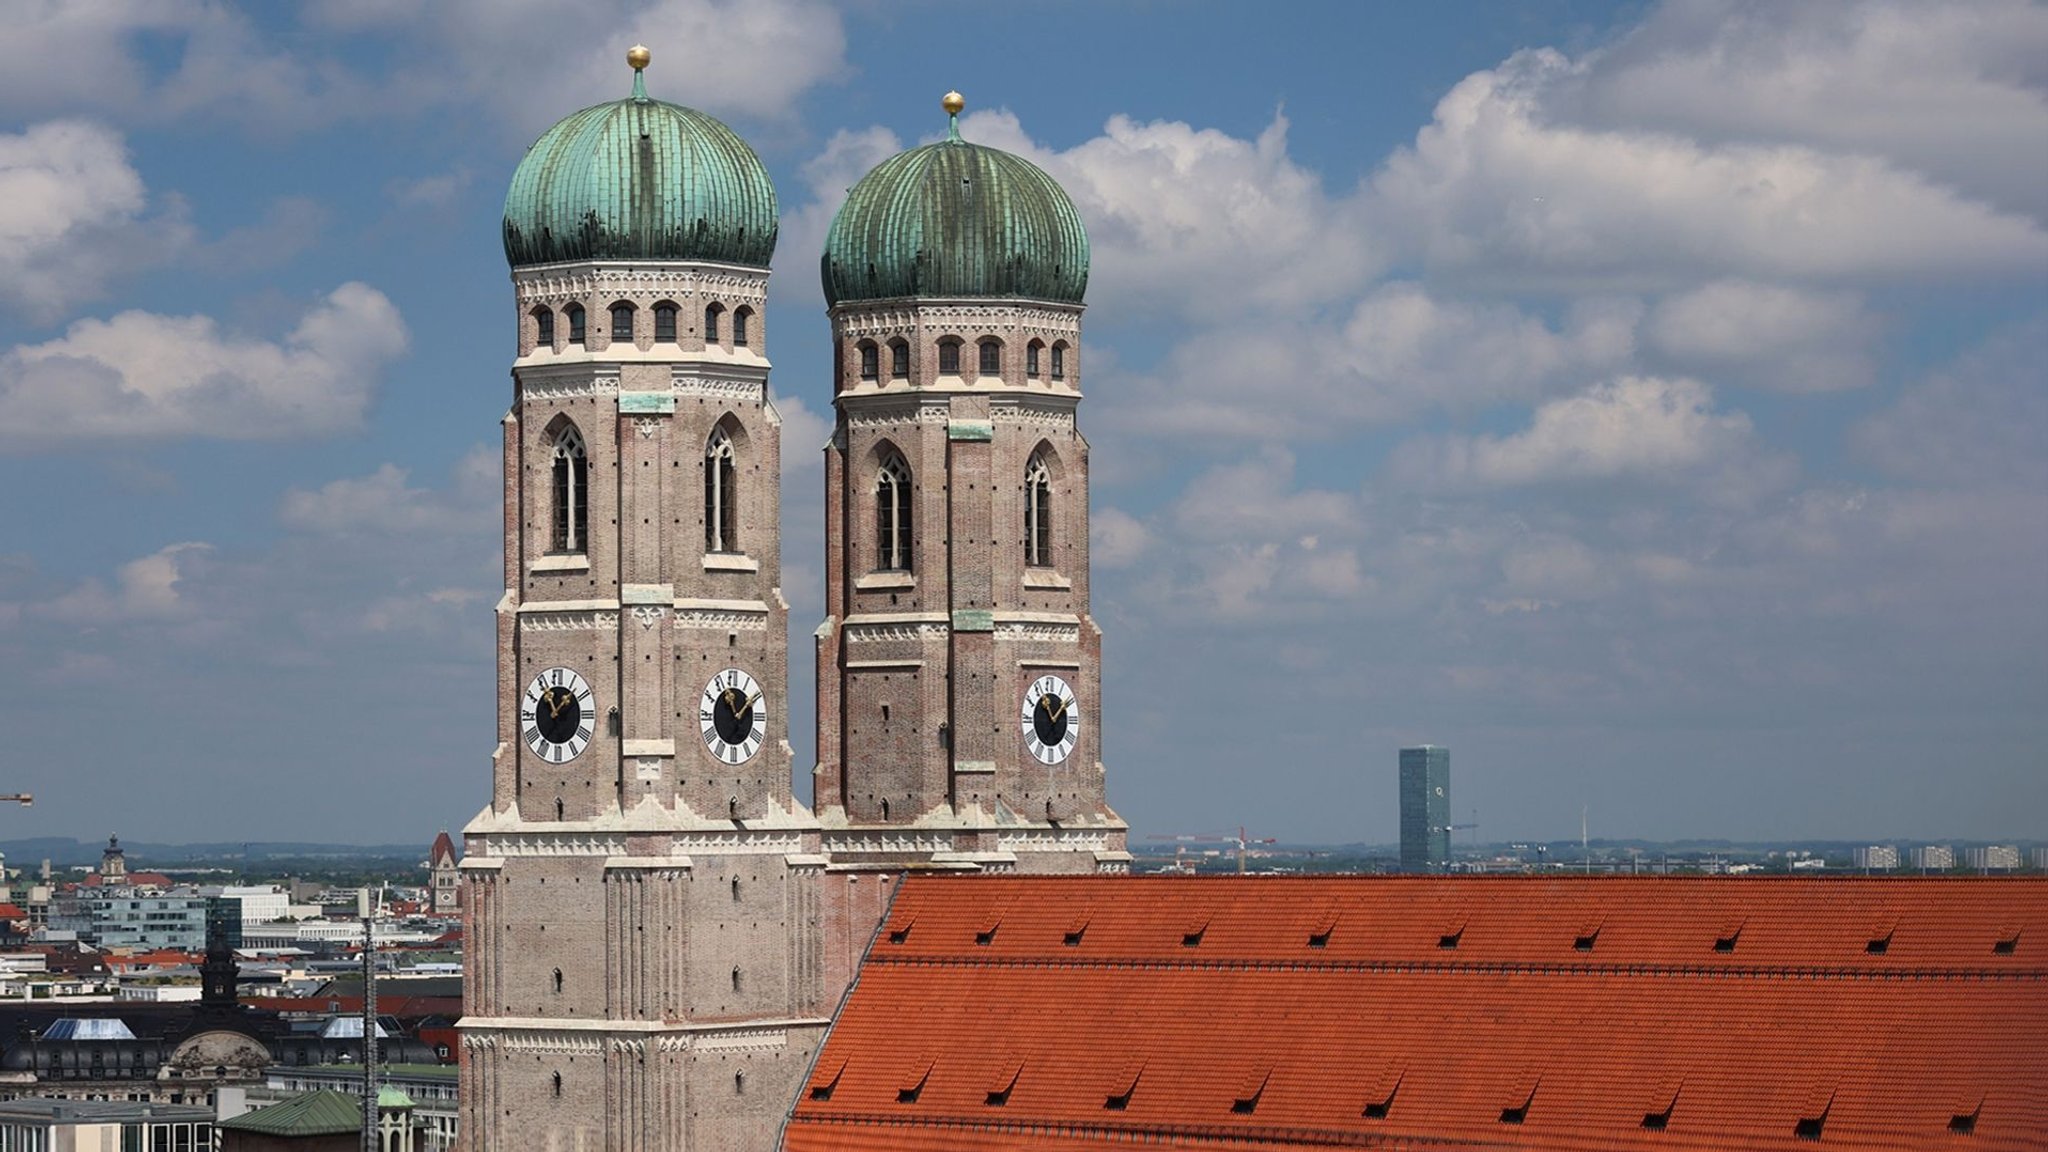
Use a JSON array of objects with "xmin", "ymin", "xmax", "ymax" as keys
[
  {"xmin": 942, "ymin": 91, "xmax": 965, "ymax": 116},
  {"xmin": 627, "ymin": 44, "xmax": 652, "ymax": 71}
]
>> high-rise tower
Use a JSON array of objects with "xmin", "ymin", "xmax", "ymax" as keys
[
  {"xmin": 1399, "ymin": 745, "xmax": 1450, "ymax": 872},
  {"xmin": 458, "ymin": 49, "xmax": 828, "ymax": 1152},
  {"xmin": 813, "ymin": 95, "xmax": 1128, "ymax": 873}
]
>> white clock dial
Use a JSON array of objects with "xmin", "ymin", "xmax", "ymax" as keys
[
  {"xmin": 1020, "ymin": 674, "xmax": 1080, "ymax": 765},
  {"xmin": 700, "ymin": 668, "xmax": 768, "ymax": 765},
  {"xmin": 521, "ymin": 666, "xmax": 594, "ymax": 764}
]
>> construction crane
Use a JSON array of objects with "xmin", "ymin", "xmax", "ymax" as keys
[{"xmin": 1146, "ymin": 826, "xmax": 1278, "ymax": 874}]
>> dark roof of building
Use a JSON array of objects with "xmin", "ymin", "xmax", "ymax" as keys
[{"xmin": 784, "ymin": 875, "xmax": 2048, "ymax": 1152}]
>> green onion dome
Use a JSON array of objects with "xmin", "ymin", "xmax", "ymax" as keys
[
  {"xmin": 503, "ymin": 49, "xmax": 776, "ymax": 269},
  {"xmin": 822, "ymin": 96, "xmax": 1089, "ymax": 306}
]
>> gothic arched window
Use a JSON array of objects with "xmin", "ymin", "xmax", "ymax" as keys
[
  {"xmin": 653, "ymin": 301, "xmax": 678, "ymax": 343},
  {"xmin": 734, "ymin": 306, "xmax": 753, "ymax": 347},
  {"xmin": 1050, "ymin": 341, "xmax": 1067, "ymax": 380},
  {"xmin": 550, "ymin": 424, "xmax": 588, "ymax": 553},
  {"xmin": 889, "ymin": 339, "xmax": 910, "ymax": 379},
  {"xmin": 532, "ymin": 307, "xmax": 554, "ymax": 348},
  {"xmin": 978, "ymin": 338, "xmax": 1002, "ymax": 375},
  {"xmin": 565, "ymin": 304, "xmax": 586, "ymax": 346},
  {"xmin": 705, "ymin": 303, "xmax": 723, "ymax": 345},
  {"xmin": 876, "ymin": 453, "xmax": 913, "ymax": 572},
  {"xmin": 937, "ymin": 338, "xmax": 961, "ymax": 375},
  {"xmin": 858, "ymin": 340, "xmax": 878, "ymax": 381},
  {"xmin": 609, "ymin": 301, "xmax": 635, "ymax": 342},
  {"xmin": 1024, "ymin": 454, "xmax": 1053, "ymax": 567},
  {"xmin": 705, "ymin": 427, "xmax": 738, "ymax": 553}
]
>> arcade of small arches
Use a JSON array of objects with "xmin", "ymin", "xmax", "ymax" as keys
[
  {"xmin": 526, "ymin": 298, "xmax": 757, "ymax": 354},
  {"xmin": 853, "ymin": 333, "xmax": 1069, "ymax": 387}
]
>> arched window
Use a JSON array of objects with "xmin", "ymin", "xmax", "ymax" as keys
[
  {"xmin": 705, "ymin": 303, "xmax": 723, "ymax": 345},
  {"xmin": 889, "ymin": 339, "xmax": 910, "ymax": 379},
  {"xmin": 734, "ymin": 307, "xmax": 752, "ymax": 347},
  {"xmin": 875, "ymin": 453, "xmax": 913, "ymax": 572},
  {"xmin": 1026, "ymin": 340, "xmax": 1043, "ymax": 378},
  {"xmin": 1050, "ymin": 341, "xmax": 1067, "ymax": 380},
  {"xmin": 565, "ymin": 304, "xmax": 586, "ymax": 346},
  {"xmin": 858, "ymin": 341, "xmax": 878, "ymax": 381},
  {"xmin": 552, "ymin": 1072, "xmax": 561, "ymax": 1097},
  {"xmin": 937, "ymin": 338, "xmax": 961, "ymax": 375},
  {"xmin": 551, "ymin": 968, "xmax": 563, "ymax": 994},
  {"xmin": 1025, "ymin": 454, "xmax": 1053, "ymax": 566},
  {"xmin": 533, "ymin": 307, "xmax": 554, "ymax": 348},
  {"xmin": 978, "ymin": 338, "xmax": 1002, "ymax": 375},
  {"xmin": 609, "ymin": 302, "xmax": 635, "ymax": 342},
  {"xmin": 704, "ymin": 427, "xmax": 738, "ymax": 553},
  {"xmin": 550, "ymin": 424, "xmax": 588, "ymax": 553},
  {"xmin": 653, "ymin": 302, "xmax": 678, "ymax": 343}
]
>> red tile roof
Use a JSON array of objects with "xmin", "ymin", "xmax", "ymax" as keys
[
  {"xmin": 783, "ymin": 875, "xmax": 2048, "ymax": 1152},
  {"xmin": 430, "ymin": 830, "xmax": 457, "ymax": 866}
]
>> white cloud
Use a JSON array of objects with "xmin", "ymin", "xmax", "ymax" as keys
[
  {"xmin": 1103, "ymin": 283, "xmax": 1638, "ymax": 439},
  {"xmin": 1853, "ymin": 316, "xmax": 2048, "ymax": 490},
  {"xmin": 1370, "ymin": 45, "xmax": 2048, "ymax": 290},
  {"xmin": 1389, "ymin": 376, "xmax": 1764, "ymax": 488},
  {"xmin": 0, "ymin": 120, "xmax": 188, "ymax": 321},
  {"xmin": 773, "ymin": 126, "xmax": 904, "ymax": 304},
  {"xmin": 281, "ymin": 449, "xmax": 499, "ymax": 537},
  {"xmin": 46, "ymin": 542, "xmax": 212, "ymax": 624},
  {"xmin": 1558, "ymin": 0, "xmax": 2048, "ymax": 220},
  {"xmin": 1647, "ymin": 280, "xmax": 1880, "ymax": 392},
  {"xmin": 961, "ymin": 109, "xmax": 1380, "ymax": 320},
  {"xmin": 1091, "ymin": 507, "xmax": 1152, "ymax": 570},
  {"xmin": 0, "ymin": 284, "xmax": 408, "ymax": 447}
]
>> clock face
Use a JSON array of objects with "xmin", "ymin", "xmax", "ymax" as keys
[
  {"xmin": 1020, "ymin": 674, "xmax": 1080, "ymax": 765},
  {"xmin": 700, "ymin": 668, "xmax": 767, "ymax": 765},
  {"xmin": 521, "ymin": 667, "xmax": 594, "ymax": 763}
]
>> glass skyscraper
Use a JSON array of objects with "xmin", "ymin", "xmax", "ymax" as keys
[{"xmin": 1399, "ymin": 746, "xmax": 1450, "ymax": 872}]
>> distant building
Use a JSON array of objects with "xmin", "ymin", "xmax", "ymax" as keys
[
  {"xmin": 1913, "ymin": 845, "xmax": 1955, "ymax": 871},
  {"xmin": 427, "ymin": 832, "xmax": 459, "ymax": 915},
  {"xmin": 98, "ymin": 835, "xmax": 126, "ymax": 880},
  {"xmin": 1853, "ymin": 845, "xmax": 1899, "ymax": 870},
  {"xmin": 1399, "ymin": 746, "xmax": 1451, "ymax": 872},
  {"xmin": 0, "ymin": 1099, "xmax": 212, "ymax": 1151},
  {"xmin": 2033, "ymin": 847, "xmax": 2048, "ymax": 872},
  {"xmin": 1967, "ymin": 845, "xmax": 2021, "ymax": 872}
]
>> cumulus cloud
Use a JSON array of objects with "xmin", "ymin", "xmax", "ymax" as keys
[
  {"xmin": 961, "ymin": 109, "xmax": 1380, "ymax": 319},
  {"xmin": 1388, "ymin": 376, "xmax": 1766, "ymax": 489},
  {"xmin": 280, "ymin": 449, "xmax": 499, "ymax": 537},
  {"xmin": 0, "ymin": 120, "xmax": 188, "ymax": 321},
  {"xmin": 0, "ymin": 284, "xmax": 408, "ymax": 447},
  {"xmin": 45, "ymin": 542, "xmax": 213, "ymax": 624},
  {"xmin": 1853, "ymin": 316, "xmax": 2048, "ymax": 490},
  {"xmin": 1091, "ymin": 507, "xmax": 1152, "ymax": 570},
  {"xmin": 1556, "ymin": 0, "xmax": 2048, "ymax": 220},
  {"xmin": 1103, "ymin": 283, "xmax": 1638, "ymax": 439},
  {"xmin": 1370, "ymin": 45, "xmax": 2048, "ymax": 290},
  {"xmin": 1646, "ymin": 280, "xmax": 1880, "ymax": 392}
]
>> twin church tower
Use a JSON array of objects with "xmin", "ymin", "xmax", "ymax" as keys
[{"xmin": 458, "ymin": 53, "xmax": 1127, "ymax": 1149}]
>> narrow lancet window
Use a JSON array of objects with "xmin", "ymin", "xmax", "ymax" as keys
[
  {"xmin": 1050, "ymin": 342, "xmax": 1066, "ymax": 379},
  {"xmin": 1026, "ymin": 341, "xmax": 1042, "ymax": 378},
  {"xmin": 533, "ymin": 308, "xmax": 554, "ymax": 348},
  {"xmin": 551, "ymin": 425, "xmax": 588, "ymax": 553},
  {"xmin": 705, "ymin": 427, "xmax": 738, "ymax": 553},
  {"xmin": 1025, "ymin": 454, "xmax": 1053, "ymax": 567},
  {"xmin": 859, "ymin": 341, "xmax": 879, "ymax": 381},
  {"xmin": 890, "ymin": 339, "xmax": 910, "ymax": 379},
  {"xmin": 705, "ymin": 303, "xmax": 722, "ymax": 344},
  {"xmin": 610, "ymin": 302, "xmax": 634, "ymax": 342},
  {"xmin": 979, "ymin": 339, "xmax": 1002, "ymax": 374},
  {"xmin": 734, "ymin": 307, "xmax": 751, "ymax": 347},
  {"xmin": 565, "ymin": 304, "xmax": 586, "ymax": 346},
  {"xmin": 653, "ymin": 302, "xmax": 677, "ymax": 342},
  {"xmin": 938, "ymin": 339, "xmax": 961, "ymax": 375},
  {"xmin": 876, "ymin": 454, "xmax": 913, "ymax": 572}
]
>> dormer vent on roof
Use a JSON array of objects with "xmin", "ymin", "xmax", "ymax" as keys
[
  {"xmin": 1993, "ymin": 927, "xmax": 2019, "ymax": 955},
  {"xmin": 1500, "ymin": 1073, "xmax": 1539, "ymax": 1125},
  {"xmin": 1641, "ymin": 1079, "xmax": 1681, "ymax": 1131},
  {"xmin": 1307, "ymin": 905, "xmax": 1338, "ymax": 948},
  {"xmin": 1063, "ymin": 909, "xmax": 1091, "ymax": 947},
  {"xmin": 1105, "ymin": 1061, "xmax": 1144, "ymax": 1111},
  {"xmin": 1795, "ymin": 1085, "xmax": 1835, "ymax": 1140},
  {"xmin": 806, "ymin": 1053, "xmax": 847, "ymax": 1102},
  {"xmin": 1439, "ymin": 918, "xmax": 1466, "ymax": 949},
  {"xmin": 1231, "ymin": 1067, "xmax": 1273, "ymax": 1115},
  {"xmin": 1182, "ymin": 919, "xmax": 1209, "ymax": 948},
  {"xmin": 896, "ymin": 1054, "xmax": 934, "ymax": 1104},
  {"xmin": 1714, "ymin": 920, "xmax": 1744, "ymax": 953},
  {"xmin": 1361, "ymin": 1065, "xmax": 1402, "ymax": 1119},
  {"xmin": 985, "ymin": 1057, "xmax": 1024, "ymax": 1107}
]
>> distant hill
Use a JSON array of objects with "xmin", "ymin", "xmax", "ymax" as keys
[{"xmin": 0, "ymin": 838, "xmax": 432, "ymax": 868}]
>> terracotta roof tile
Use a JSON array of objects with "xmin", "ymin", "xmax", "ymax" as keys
[{"xmin": 785, "ymin": 875, "xmax": 2048, "ymax": 1152}]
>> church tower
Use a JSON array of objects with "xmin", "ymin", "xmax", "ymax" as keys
[
  {"xmin": 459, "ymin": 49, "xmax": 829, "ymax": 1152},
  {"xmin": 814, "ymin": 95, "xmax": 1129, "ymax": 873}
]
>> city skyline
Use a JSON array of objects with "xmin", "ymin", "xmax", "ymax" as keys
[{"xmin": 0, "ymin": 0, "xmax": 2042, "ymax": 845}]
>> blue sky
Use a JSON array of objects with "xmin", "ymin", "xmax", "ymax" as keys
[{"xmin": 0, "ymin": 0, "xmax": 2042, "ymax": 848}]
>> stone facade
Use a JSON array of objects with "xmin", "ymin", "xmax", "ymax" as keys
[
  {"xmin": 458, "ymin": 260, "xmax": 830, "ymax": 1152},
  {"xmin": 815, "ymin": 300, "xmax": 1130, "ymax": 874}
]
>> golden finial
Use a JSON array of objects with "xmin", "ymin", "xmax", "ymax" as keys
[
  {"xmin": 942, "ymin": 91, "xmax": 965, "ymax": 116},
  {"xmin": 627, "ymin": 44, "xmax": 652, "ymax": 71}
]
